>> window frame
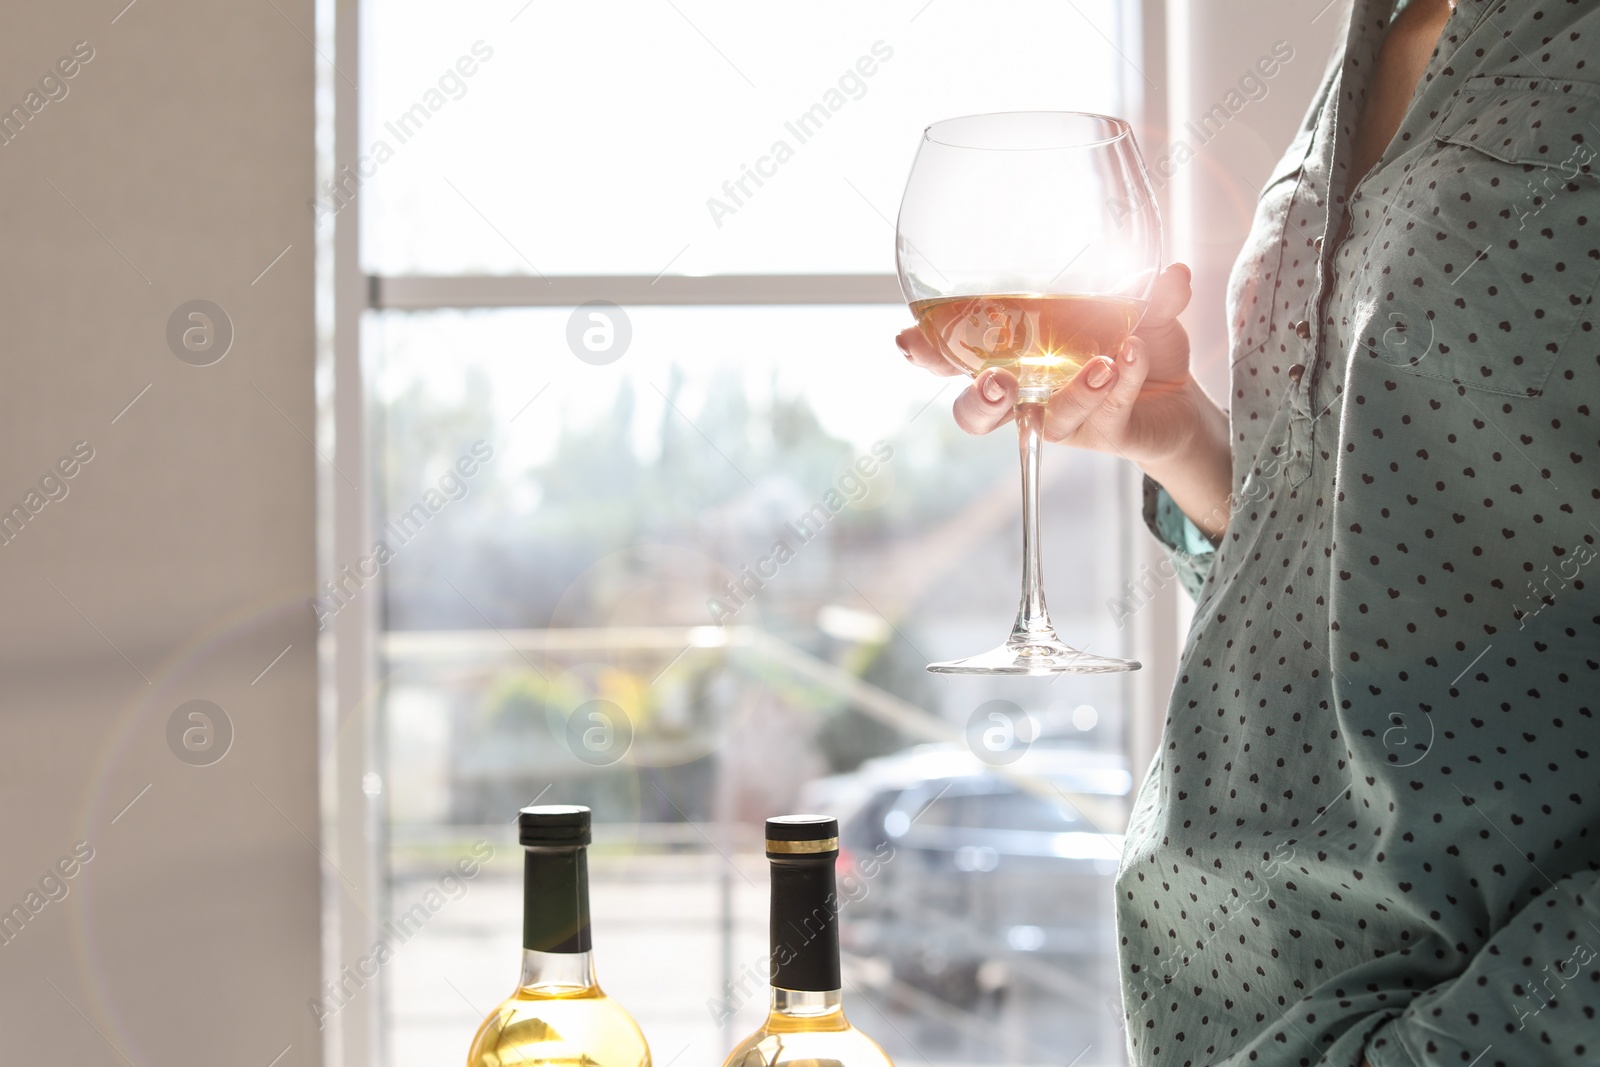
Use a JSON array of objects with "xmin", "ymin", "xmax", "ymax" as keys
[{"xmin": 320, "ymin": 3, "xmax": 1179, "ymax": 1065}]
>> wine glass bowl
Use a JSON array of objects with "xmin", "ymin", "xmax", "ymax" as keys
[
  {"xmin": 896, "ymin": 111, "xmax": 1161, "ymax": 675},
  {"xmin": 912, "ymin": 291, "xmax": 1148, "ymax": 405}
]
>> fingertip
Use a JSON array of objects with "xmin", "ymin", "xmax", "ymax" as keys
[
  {"xmin": 1144, "ymin": 264, "xmax": 1194, "ymax": 322},
  {"xmin": 1083, "ymin": 355, "xmax": 1117, "ymax": 390}
]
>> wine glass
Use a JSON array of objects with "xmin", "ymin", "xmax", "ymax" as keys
[{"xmin": 896, "ymin": 111, "xmax": 1161, "ymax": 675}]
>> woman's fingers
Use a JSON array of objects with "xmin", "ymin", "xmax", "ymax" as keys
[
  {"xmin": 1041, "ymin": 355, "xmax": 1119, "ymax": 443},
  {"xmin": 1077, "ymin": 335, "xmax": 1151, "ymax": 450},
  {"xmin": 1131, "ymin": 263, "xmax": 1194, "ymax": 375},
  {"xmin": 1136, "ymin": 263, "xmax": 1194, "ymax": 333},
  {"xmin": 907, "ymin": 301, "xmax": 1166, "ymax": 449},
  {"xmin": 949, "ymin": 343, "xmax": 1145, "ymax": 446},
  {"xmin": 952, "ymin": 367, "xmax": 1017, "ymax": 435},
  {"xmin": 897, "ymin": 325, "xmax": 964, "ymax": 377}
]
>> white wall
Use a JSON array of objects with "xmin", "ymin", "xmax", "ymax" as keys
[{"xmin": 0, "ymin": 2, "xmax": 322, "ymax": 1065}]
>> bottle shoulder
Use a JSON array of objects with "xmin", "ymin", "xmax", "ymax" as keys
[{"xmin": 468, "ymin": 986, "xmax": 651, "ymax": 1067}]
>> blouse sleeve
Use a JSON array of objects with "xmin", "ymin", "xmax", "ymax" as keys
[{"xmin": 1139, "ymin": 474, "xmax": 1216, "ymax": 601}]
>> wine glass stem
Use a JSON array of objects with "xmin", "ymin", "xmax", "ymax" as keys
[{"xmin": 1011, "ymin": 402, "xmax": 1057, "ymax": 646}]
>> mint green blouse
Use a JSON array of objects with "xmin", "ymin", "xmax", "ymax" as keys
[{"xmin": 1121, "ymin": 3, "xmax": 1600, "ymax": 1065}]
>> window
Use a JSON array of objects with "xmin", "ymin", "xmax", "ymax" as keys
[
  {"xmin": 361, "ymin": 1, "xmax": 1128, "ymax": 276},
  {"xmin": 332, "ymin": 4, "xmax": 1153, "ymax": 1066}
]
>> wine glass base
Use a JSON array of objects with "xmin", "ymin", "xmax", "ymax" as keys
[{"xmin": 927, "ymin": 639, "xmax": 1140, "ymax": 676}]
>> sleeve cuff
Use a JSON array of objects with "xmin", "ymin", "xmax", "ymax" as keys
[{"xmin": 1140, "ymin": 475, "xmax": 1217, "ymax": 600}]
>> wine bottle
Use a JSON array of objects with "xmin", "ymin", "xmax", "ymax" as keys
[
  {"xmin": 722, "ymin": 815, "xmax": 895, "ymax": 1067},
  {"xmin": 466, "ymin": 805, "xmax": 651, "ymax": 1067}
]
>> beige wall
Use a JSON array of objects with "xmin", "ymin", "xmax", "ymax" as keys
[
  {"xmin": 1169, "ymin": 0, "xmax": 1344, "ymax": 397},
  {"xmin": 0, "ymin": 2, "xmax": 321, "ymax": 1065},
  {"xmin": 1127, "ymin": 0, "xmax": 1343, "ymax": 778}
]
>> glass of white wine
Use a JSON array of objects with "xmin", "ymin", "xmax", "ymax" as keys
[{"xmin": 897, "ymin": 111, "xmax": 1162, "ymax": 675}]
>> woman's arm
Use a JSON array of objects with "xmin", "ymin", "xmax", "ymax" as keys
[{"xmin": 1137, "ymin": 378, "xmax": 1231, "ymax": 541}]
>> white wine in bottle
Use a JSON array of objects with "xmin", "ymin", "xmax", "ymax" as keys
[
  {"xmin": 721, "ymin": 815, "xmax": 895, "ymax": 1067},
  {"xmin": 466, "ymin": 805, "xmax": 651, "ymax": 1067}
]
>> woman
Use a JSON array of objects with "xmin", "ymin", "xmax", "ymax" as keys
[{"xmin": 898, "ymin": 1, "xmax": 1599, "ymax": 1064}]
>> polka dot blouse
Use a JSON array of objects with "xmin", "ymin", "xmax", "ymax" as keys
[{"xmin": 1121, "ymin": 3, "xmax": 1600, "ymax": 1065}]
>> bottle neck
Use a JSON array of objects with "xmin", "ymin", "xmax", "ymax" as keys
[
  {"xmin": 768, "ymin": 853, "xmax": 842, "ymax": 993},
  {"xmin": 770, "ymin": 987, "xmax": 842, "ymax": 1016},
  {"xmin": 519, "ymin": 948, "xmax": 598, "ymax": 992},
  {"xmin": 523, "ymin": 845, "xmax": 593, "ymax": 954}
]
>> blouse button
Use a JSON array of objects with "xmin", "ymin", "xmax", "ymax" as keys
[
  {"xmin": 1294, "ymin": 319, "xmax": 1312, "ymax": 340},
  {"xmin": 1288, "ymin": 363, "xmax": 1305, "ymax": 384},
  {"xmin": 1313, "ymin": 235, "xmax": 1325, "ymax": 253}
]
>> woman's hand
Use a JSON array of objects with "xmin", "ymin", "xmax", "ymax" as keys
[
  {"xmin": 896, "ymin": 263, "xmax": 1233, "ymax": 538},
  {"xmin": 897, "ymin": 264, "xmax": 1209, "ymax": 466}
]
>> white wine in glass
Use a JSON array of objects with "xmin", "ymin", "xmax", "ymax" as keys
[
  {"xmin": 897, "ymin": 112, "xmax": 1162, "ymax": 675},
  {"xmin": 911, "ymin": 293, "xmax": 1147, "ymax": 401}
]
